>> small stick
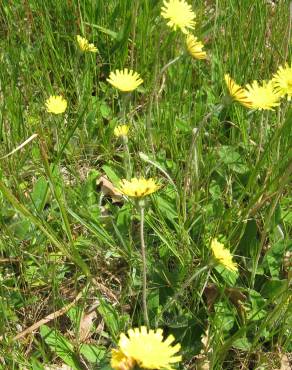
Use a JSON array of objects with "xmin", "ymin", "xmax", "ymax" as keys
[
  {"xmin": 0, "ymin": 290, "xmax": 84, "ymax": 342},
  {"xmin": 0, "ymin": 134, "xmax": 38, "ymax": 160}
]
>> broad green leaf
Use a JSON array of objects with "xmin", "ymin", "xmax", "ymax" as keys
[
  {"xmin": 214, "ymin": 301, "xmax": 235, "ymax": 333},
  {"xmin": 218, "ymin": 146, "xmax": 249, "ymax": 174},
  {"xmin": 80, "ymin": 343, "xmax": 106, "ymax": 363},
  {"xmin": 215, "ymin": 264, "xmax": 238, "ymax": 286},
  {"xmin": 40, "ymin": 325, "xmax": 83, "ymax": 370},
  {"xmin": 102, "ymin": 165, "xmax": 121, "ymax": 186},
  {"xmin": 30, "ymin": 176, "xmax": 48, "ymax": 212},
  {"xmin": 261, "ymin": 279, "xmax": 287, "ymax": 301},
  {"xmin": 263, "ymin": 240, "xmax": 290, "ymax": 278},
  {"xmin": 232, "ymin": 336, "xmax": 252, "ymax": 350}
]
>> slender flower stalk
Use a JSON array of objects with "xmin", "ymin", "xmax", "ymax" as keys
[
  {"xmin": 123, "ymin": 136, "xmax": 132, "ymax": 179},
  {"xmin": 114, "ymin": 125, "xmax": 132, "ymax": 179},
  {"xmin": 116, "ymin": 178, "xmax": 160, "ymax": 326},
  {"xmin": 146, "ymin": 55, "xmax": 182, "ymax": 153},
  {"xmin": 139, "ymin": 201, "xmax": 149, "ymax": 327},
  {"xmin": 256, "ymin": 111, "xmax": 266, "ymax": 164}
]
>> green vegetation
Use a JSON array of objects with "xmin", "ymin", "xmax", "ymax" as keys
[{"xmin": 0, "ymin": 1, "xmax": 291, "ymax": 369}]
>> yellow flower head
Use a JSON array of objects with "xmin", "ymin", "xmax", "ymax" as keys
[
  {"xmin": 245, "ymin": 80, "xmax": 280, "ymax": 110},
  {"xmin": 186, "ymin": 34, "xmax": 207, "ymax": 60},
  {"xmin": 45, "ymin": 95, "xmax": 67, "ymax": 114},
  {"xmin": 111, "ymin": 349, "xmax": 136, "ymax": 370},
  {"xmin": 117, "ymin": 178, "xmax": 160, "ymax": 198},
  {"xmin": 161, "ymin": 0, "xmax": 196, "ymax": 34},
  {"xmin": 111, "ymin": 326, "xmax": 182, "ymax": 370},
  {"xmin": 224, "ymin": 74, "xmax": 253, "ymax": 108},
  {"xmin": 107, "ymin": 69, "xmax": 143, "ymax": 92},
  {"xmin": 76, "ymin": 35, "xmax": 98, "ymax": 53},
  {"xmin": 211, "ymin": 238, "xmax": 238, "ymax": 272},
  {"xmin": 273, "ymin": 63, "xmax": 292, "ymax": 101},
  {"xmin": 114, "ymin": 125, "xmax": 130, "ymax": 138}
]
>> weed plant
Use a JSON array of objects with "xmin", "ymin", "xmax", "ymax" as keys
[{"xmin": 0, "ymin": 1, "xmax": 291, "ymax": 369}]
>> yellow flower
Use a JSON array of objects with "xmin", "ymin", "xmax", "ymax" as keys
[
  {"xmin": 114, "ymin": 125, "xmax": 130, "ymax": 138},
  {"xmin": 117, "ymin": 178, "xmax": 160, "ymax": 198},
  {"xmin": 273, "ymin": 63, "xmax": 292, "ymax": 101},
  {"xmin": 76, "ymin": 35, "xmax": 98, "ymax": 53},
  {"xmin": 224, "ymin": 74, "xmax": 253, "ymax": 108},
  {"xmin": 186, "ymin": 34, "xmax": 207, "ymax": 60},
  {"xmin": 45, "ymin": 95, "xmax": 67, "ymax": 114},
  {"xmin": 111, "ymin": 349, "xmax": 136, "ymax": 370},
  {"xmin": 161, "ymin": 0, "xmax": 196, "ymax": 34},
  {"xmin": 107, "ymin": 69, "xmax": 143, "ymax": 92},
  {"xmin": 211, "ymin": 238, "xmax": 238, "ymax": 272},
  {"xmin": 111, "ymin": 326, "xmax": 182, "ymax": 370},
  {"xmin": 245, "ymin": 80, "xmax": 280, "ymax": 110}
]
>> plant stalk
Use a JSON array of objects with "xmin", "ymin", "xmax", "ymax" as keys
[{"xmin": 139, "ymin": 202, "xmax": 149, "ymax": 327}]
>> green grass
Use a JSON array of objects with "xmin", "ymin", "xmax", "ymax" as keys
[{"xmin": 0, "ymin": 0, "xmax": 291, "ymax": 369}]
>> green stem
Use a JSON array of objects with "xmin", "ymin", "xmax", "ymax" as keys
[
  {"xmin": 123, "ymin": 136, "xmax": 132, "ymax": 179},
  {"xmin": 256, "ymin": 111, "xmax": 265, "ymax": 164},
  {"xmin": 146, "ymin": 55, "xmax": 183, "ymax": 154},
  {"xmin": 139, "ymin": 202, "xmax": 149, "ymax": 327}
]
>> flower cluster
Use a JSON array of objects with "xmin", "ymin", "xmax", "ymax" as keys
[
  {"xmin": 111, "ymin": 327, "xmax": 182, "ymax": 370},
  {"xmin": 225, "ymin": 63, "xmax": 292, "ymax": 110},
  {"xmin": 161, "ymin": 0, "xmax": 207, "ymax": 61}
]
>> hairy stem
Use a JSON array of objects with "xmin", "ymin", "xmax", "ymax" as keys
[{"xmin": 139, "ymin": 203, "xmax": 149, "ymax": 327}]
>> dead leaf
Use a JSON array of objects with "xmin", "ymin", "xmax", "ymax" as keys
[
  {"xmin": 79, "ymin": 308, "xmax": 97, "ymax": 342},
  {"xmin": 97, "ymin": 176, "xmax": 123, "ymax": 203},
  {"xmin": 204, "ymin": 284, "xmax": 246, "ymax": 313},
  {"xmin": 204, "ymin": 284, "xmax": 218, "ymax": 310}
]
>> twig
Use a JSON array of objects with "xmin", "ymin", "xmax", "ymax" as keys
[
  {"xmin": 0, "ymin": 289, "xmax": 85, "ymax": 342},
  {"xmin": 0, "ymin": 133, "xmax": 38, "ymax": 159}
]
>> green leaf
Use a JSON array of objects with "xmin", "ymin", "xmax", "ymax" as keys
[
  {"xmin": 40, "ymin": 325, "xmax": 83, "ymax": 370},
  {"xmin": 263, "ymin": 240, "xmax": 290, "ymax": 278},
  {"xmin": 232, "ymin": 336, "xmax": 252, "ymax": 350},
  {"xmin": 30, "ymin": 176, "xmax": 48, "ymax": 212},
  {"xmin": 86, "ymin": 23, "xmax": 118, "ymax": 39},
  {"xmin": 214, "ymin": 301, "xmax": 235, "ymax": 333},
  {"xmin": 98, "ymin": 298, "xmax": 129, "ymax": 341},
  {"xmin": 218, "ymin": 146, "xmax": 249, "ymax": 174},
  {"xmin": 100, "ymin": 101, "xmax": 111, "ymax": 119},
  {"xmin": 260, "ymin": 279, "xmax": 287, "ymax": 301},
  {"xmin": 79, "ymin": 343, "xmax": 106, "ymax": 363},
  {"xmin": 247, "ymin": 290, "xmax": 267, "ymax": 321},
  {"xmin": 102, "ymin": 165, "xmax": 121, "ymax": 185},
  {"xmin": 215, "ymin": 264, "xmax": 238, "ymax": 286}
]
